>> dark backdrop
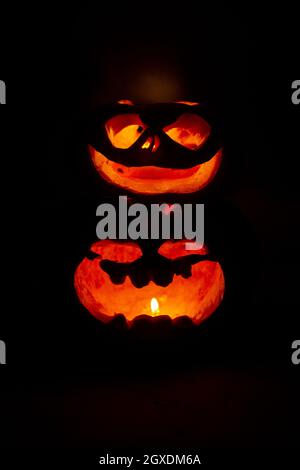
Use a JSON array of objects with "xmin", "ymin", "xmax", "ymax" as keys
[{"xmin": 0, "ymin": 2, "xmax": 299, "ymax": 464}]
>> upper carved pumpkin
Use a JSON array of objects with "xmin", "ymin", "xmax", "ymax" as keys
[{"xmin": 87, "ymin": 101, "xmax": 223, "ymax": 194}]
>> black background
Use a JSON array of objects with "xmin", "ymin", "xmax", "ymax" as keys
[{"xmin": 0, "ymin": 2, "xmax": 299, "ymax": 465}]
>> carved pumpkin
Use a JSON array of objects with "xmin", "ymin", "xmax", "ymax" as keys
[
  {"xmin": 87, "ymin": 102, "xmax": 222, "ymax": 194},
  {"xmin": 74, "ymin": 239, "xmax": 225, "ymax": 325}
]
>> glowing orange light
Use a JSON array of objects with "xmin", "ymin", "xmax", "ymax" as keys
[
  {"xmin": 74, "ymin": 240, "xmax": 225, "ymax": 325},
  {"xmin": 92, "ymin": 110, "xmax": 221, "ymax": 194},
  {"xmin": 117, "ymin": 99, "xmax": 134, "ymax": 105},
  {"xmin": 105, "ymin": 114, "xmax": 146, "ymax": 149},
  {"xmin": 142, "ymin": 139, "xmax": 151, "ymax": 149},
  {"xmin": 176, "ymin": 101, "xmax": 199, "ymax": 106},
  {"xmin": 141, "ymin": 136, "xmax": 160, "ymax": 152},
  {"xmin": 89, "ymin": 145, "xmax": 222, "ymax": 194},
  {"xmin": 163, "ymin": 113, "xmax": 210, "ymax": 150},
  {"xmin": 150, "ymin": 297, "xmax": 160, "ymax": 315}
]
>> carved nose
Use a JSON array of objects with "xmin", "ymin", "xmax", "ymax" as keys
[{"xmin": 141, "ymin": 135, "xmax": 160, "ymax": 152}]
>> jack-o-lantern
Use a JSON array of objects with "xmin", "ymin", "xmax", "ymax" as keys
[
  {"xmin": 74, "ymin": 239, "xmax": 225, "ymax": 325},
  {"xmin": 87, "ymin": 102, "xmax": 222, "ymax": 194}
]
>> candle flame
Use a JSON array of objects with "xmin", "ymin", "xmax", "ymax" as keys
[{"xmin": 150, "ymin": 297, "xmax": 160, "ymax": 315}]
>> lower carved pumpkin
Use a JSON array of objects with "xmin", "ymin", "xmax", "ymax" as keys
[{"xmin": 74, "ymin": 240, "xmax": 225, "ymax": 325}]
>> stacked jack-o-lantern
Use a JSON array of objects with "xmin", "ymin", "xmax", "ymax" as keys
[{"xmin": 74, "ymin": 100, "xmax": 225, "ymax": 326}]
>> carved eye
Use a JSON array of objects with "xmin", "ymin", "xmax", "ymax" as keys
[
  {"xmin": 163, "ymin": 113, "xmax": 211, "ymax": 150},
  {"xmin": 90, "ymin": 240, "xmax": 143, "ymax": 263},
  {"xmin": 158, "ymin": 240, "xmax": 208, "ymax": 259},
  {"xmin": 105, "ymin": 114, "xmax": 147, "ymax": 149}
]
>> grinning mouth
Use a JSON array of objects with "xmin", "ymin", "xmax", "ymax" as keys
[
  {"xmin": 115, "ymin": 164, "xmax": 201, "ymax": 180},
  {"xmin": 99, "ymin": 254, "xmax": 209, "ymax": 288},
  {"xmin": 89, "ymin": 145, "xmax": 222, "ymax": 194}
]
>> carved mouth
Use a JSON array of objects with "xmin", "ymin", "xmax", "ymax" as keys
[
  {"xmin": 89, "ymin": 145, "xmax": 222, "ymax": 194},
  {"xmin": 99, "ymin": 253, "xmax": 209, "ymax": 288}
]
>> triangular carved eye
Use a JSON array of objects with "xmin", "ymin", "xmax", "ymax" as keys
[
  {"xmin": 90, "ymin": 240, "xmax": 143, "ymax": 263},
  {"xmin": 105, "ymin": 114, "xmax": 147, "ymax": 149},
  {"xmin": 163, "ymin": 113, "xmax": 210, "ymax": 150},
  {"xmin": 158, "ymin": 240, "xmax": 208, "ymax": 259}
]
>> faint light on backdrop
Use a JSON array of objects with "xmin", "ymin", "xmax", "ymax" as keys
[{"xmin": 132, "ymin": 71, "xmax": 183, "ymax": 103}]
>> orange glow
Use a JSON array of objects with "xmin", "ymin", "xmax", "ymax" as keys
[
  {"xmin": 150, "ymin": 297, "xmax": 160, "ymax": 315},
  {"xmin": 140, "ymin": 135, "xmax": 160, "ymax": 152},
  {"xmin": 89, "ymin": 145, "xmax": 222, "ymax": 194},
  {"xmin": 152, "ymin": 135, "xmax": 160, "ymax": 152},
  {"xmin": 163, "ymin": 113, "xmax": 210, "ymax": 150},
  {"xmin": 134, "ymin": 73, "xmax": 183, "ymax": 103},
  {"xmin": 142, "ymin": 139, "xmax": 151, "ymax": 149},
  {"xmin": 117, "ymin": 99, "xmax": 134, "ymax": 105},
  {"xmin": 105, "ymin": 114, "xmax": 147, "ymax": 149},
  {"xmin": 158, "ymin": 240, "xmax": 208, "ymax": 259},
  {"xmin": 90, "ymin": 240, "xmax": 142, "ymax": 262},
  {"xmin": 176, "ymin": 101, "xmax": 199, "ymax": 106},
  {"xmin": 74, "ymin": 240, "xmax": 225, "ymax": 325}
]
